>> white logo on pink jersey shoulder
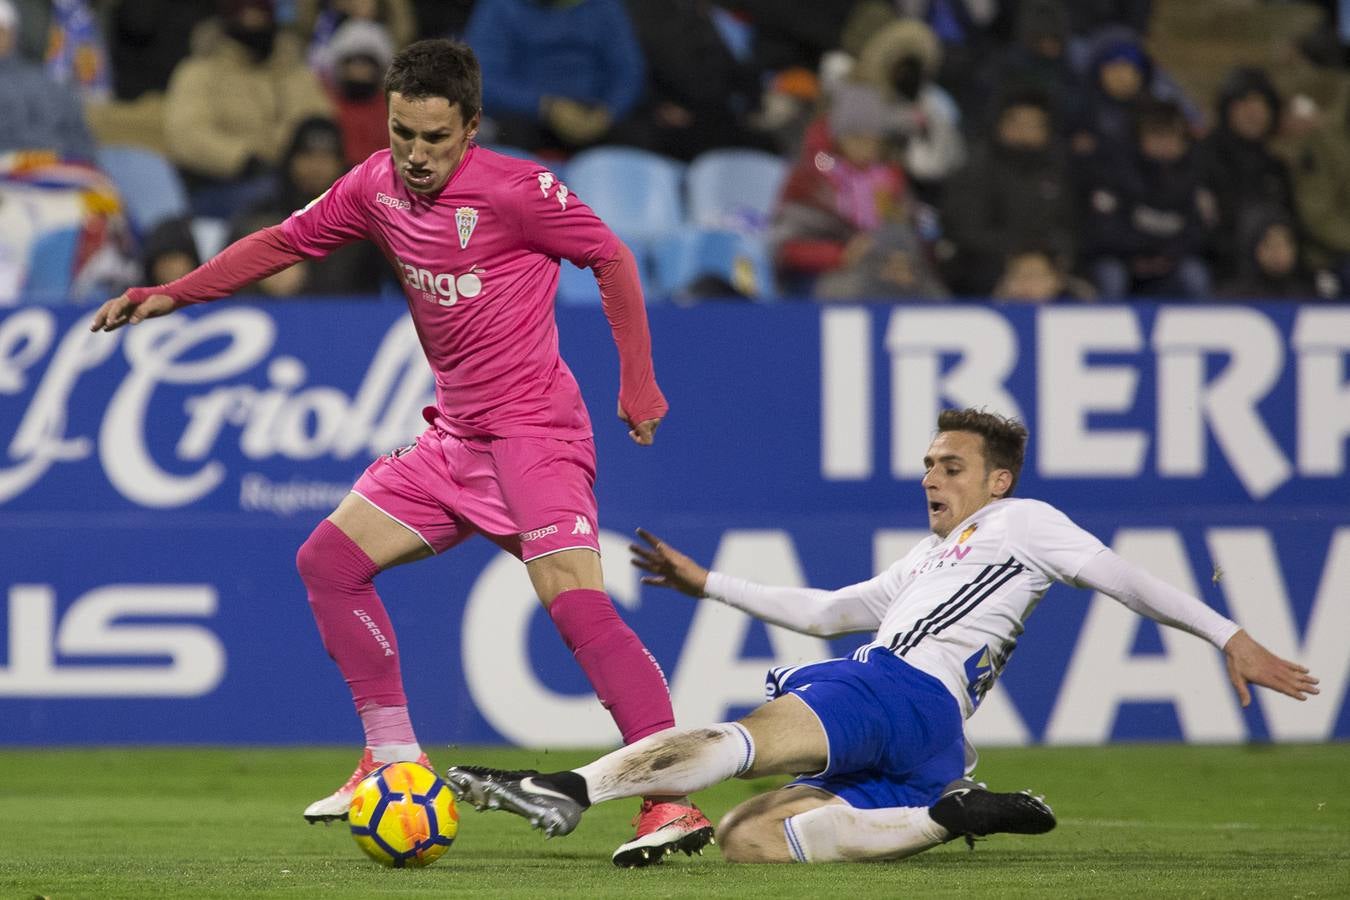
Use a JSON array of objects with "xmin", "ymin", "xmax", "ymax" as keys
[
  {"xmin": 455, "ymin": 207, "xmax": 479, "ymax": 249},
  {"xmin": 375, "ymin": 191, "xmax": 411, "ymax": 211},
  {"xmin": 536, "ymin": 171, "xmax": 569, "ymax": 209},
  {"xmin": 398, "ymin": 259, "xmax": 485, "ymax": 307}
]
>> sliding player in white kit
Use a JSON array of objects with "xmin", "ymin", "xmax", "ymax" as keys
[{"xmin": 445, "ymin": 408, "xmax": 1319, "ymax": 863}]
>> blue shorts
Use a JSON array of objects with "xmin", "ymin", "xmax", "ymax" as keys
[{"xmin": 766, "ymin": 648, "xmax": 964, "ymax": 810}]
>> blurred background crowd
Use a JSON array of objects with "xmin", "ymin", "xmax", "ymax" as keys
[{"xmin": 3, "ymin": 0, "xmax": 1350, "ymax": 305}]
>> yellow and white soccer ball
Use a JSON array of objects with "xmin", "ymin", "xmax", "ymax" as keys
[{"xmin": 348, "ymin": 761, "xmax": 459, "ymax": 867}]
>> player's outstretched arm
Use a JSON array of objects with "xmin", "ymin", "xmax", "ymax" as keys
[
  {"xmin": 1223, "ymin": 629, "xmax": 1319, "ymax": 707},
  {"xmin": 630, "ymin": 528, "xmax": 708, "ymax": 597},
  {"xmin": 90, "ymin": 291, "xmax": 181, "ymax": 331},
  {"xmin": 630, "ymin": 528, "xmax": 885, "ymax": 636},
  {"xmin": 90, "ymin": 226, "xmax": 308, "ymax": 334}
]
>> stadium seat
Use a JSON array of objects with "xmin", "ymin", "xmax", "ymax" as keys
[
  {"xmin": 651, "ymin": 228, "xmax": 777, "ymax": 302},
  {"xmin": 96, "ymin": 145, "xmax": 190, "ymax": 237},
  {"xmin": 562, "ymin": 146, "xmax": 685, "ymax": 242},
  {"xmin": 556, "ymin": 260, "xmax": 601, "ymax": 305},
  {"xmin": 686, "ymin": 149, "xmax": 787, "ymax": 233},
  {"xmin": 21, "ymin": 226, "xmax": 81, "ymax": 304},
  {"xmin": 481, "ymin": 143, "xmax": 561, "ymax": 176}
]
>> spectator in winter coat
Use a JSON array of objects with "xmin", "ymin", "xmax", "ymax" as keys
[
  {"xmin": 852, "ymin": 17, "xmax": 965, "ymax": 202},
  {"xmin": 1069, "ymin": 27, "xmax": 1198, "ymax": 158},
  {"xmin": 0, "ymin": 0, "xmax": 96, "ymax": 162},
  {"xmin": 1218, "ymin": 205, "xmax": 1315, "ymax": 299},
  {"xmin": 1198, "ymin": 67, "xmax": 1296, "ymax": 281},
  {"xmin": 940, "ymin": 85, "xmax": 1074, "ymax": 295},
  {"xmin": 618, "ymin": 0, "xmax": 772, "ymax": 161},
  {"xmin": 971, "ymin": 0, "xmax": 1084, "ymax": 138},
  {"xmin": 105, "ymin": 0, "xmax": 214, "ymax": 101},
  {"xmin": 1080, "ymin": 99, "xmax": 1215, "ymax": 299},
  {"xmin": 163, "ymin": 0, "xmax": 333, "ymax": 218},
  {"xmin": 316, "ymin": 19, "xmax": 394, "ymax": 166},
  {"xmin": 1290, "ymin": 90, "xmax": 1350, "ymax": 297},
  {"xmin": 465, "ymin": 0, "xmax": 645, "ymax": 152}
]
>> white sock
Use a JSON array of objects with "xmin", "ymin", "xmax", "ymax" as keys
[
  {"xmin": 370, "ymin": 742, "xmax": 423, "ymax": 763},
  {"xmin": 784, "ymin": 805, "xmax": 948, "ymax": 863},
  {"xmin": 576, "ymin": 723, "xmax": 755, "ymax": 805}
]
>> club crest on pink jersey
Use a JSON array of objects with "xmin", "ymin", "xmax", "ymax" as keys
[{"xmin": 455, "ymin": 207, "xmax": 479, "ymax": 249}]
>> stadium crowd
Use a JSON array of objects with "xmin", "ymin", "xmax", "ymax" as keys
[{"xmin": 3, "ymin": 0, "xmax": 1350, "ymax": 304}]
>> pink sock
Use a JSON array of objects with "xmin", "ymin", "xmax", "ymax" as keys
[
  {"xmin": 297, "ymin": 519, "xmax": 408, "ymax": 711},
  {"xmin": 548, "ymin": 588, "xmax": 675, "ymax": 744},
  {"xmin": 360, "ymin": 703, "xmax": 418, "ymax": 748}
]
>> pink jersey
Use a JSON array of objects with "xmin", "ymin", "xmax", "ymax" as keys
[{"xmin": 281, "ymin": 145, "xmax": 620, "ymax": 440}]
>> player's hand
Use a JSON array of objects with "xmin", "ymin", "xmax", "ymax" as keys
[
  {"xmin": 618, "ymin": 401, "xmax": 661, "ymax": 446},
  {"xmin": 89, "ymin": 292, "xmax": 178, "ymax": 332},
  {"xmin": 1223, "ymin": 629, "xmax": 1319, "ymax": 707},
  {"xmin": 630, "ymin": 528, "xmax": 708, "ymax": 598}
]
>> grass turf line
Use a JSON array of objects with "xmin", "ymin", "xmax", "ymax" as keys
[{"xmin": 0, "ymin": 744, "xmax": 1346, "ymax": 899}]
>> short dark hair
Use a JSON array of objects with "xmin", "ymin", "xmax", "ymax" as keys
[
  {"xmin": 937, "ymin": 408, "xmax": 1028, "ymax": 496},
  {"xmin": 384, "ymin": 39, "xmax": 481, "ymax": 124}
]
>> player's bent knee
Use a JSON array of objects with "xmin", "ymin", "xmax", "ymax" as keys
[{"xmin": 718, "ymin": 814, "xmax": 795, "ymax": 864}]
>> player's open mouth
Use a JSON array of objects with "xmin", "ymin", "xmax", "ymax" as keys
[
  {"xmin": 404, "ymin": 169, "xmax": 435, "ymax": 188},
  {"xmin": 929, "ymin": 501, "xmax": 946, "ymax": 513}
]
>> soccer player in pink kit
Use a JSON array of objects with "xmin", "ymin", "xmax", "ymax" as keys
[{"xmin": 90, "ymin": 38, "xmax": 712, "ymax": 866}]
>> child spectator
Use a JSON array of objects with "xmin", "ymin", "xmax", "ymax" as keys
[
  {"xmin": 1219, "ymin": 206, "xmax": 1315, "ymax": 299},
  {"xmin": 141, "ymin": 217, "xmax": 203, "ymax": 285},
  {"xmin": 232, "ymin": 116, "xmax": 384, "ymax": 295},
  {"xmin": 993, "ymin": 248, "xmax": 1095, "ymax": 302},
  {"xmin": 773, "ymin": 82, "xmax": 944, "ymax": 300},
  {"xmin": 852, "ymin": 18, "xmax": 965, "ymax": 202},
  {"xmin": 1199, "ymin": 67, "xmax": 1296, "ymax": 280},
  {"xmin": 1080, "ymin": 99, "xmax": 1214, "ymax": 299},
  {"xmin": 1070, "ymin": 27, "xmax": 1197, "ymax": 158}
]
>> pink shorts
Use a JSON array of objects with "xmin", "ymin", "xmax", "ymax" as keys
[{"xmin": 352, "ymin": 427, "xmax": 601, "ymax": 562}]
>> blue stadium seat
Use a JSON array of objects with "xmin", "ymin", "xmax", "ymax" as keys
[
  {"xmin": 22, "ymin": 227, "xmax": 81, "ymax": 304},
  {"xmin": 556, "ymin": 260, "xmax": 601, "ymax": 305},
  {"xmin": 555, "ymin": 240, "xmax": 663, "ymax": 306},
  {"xmin": 562, "ymin": 146, "xmax": 685, "ymax": 242},
  {"xmin": 480, "ymin": 143, "xmax": 563, "ymax": 176},
  {"xmin": 96, "ymin": 145, "xmax": 190, "ymax": 237},
  {"xmin": 686, "ymin": 149, "xmax": 787, "ymax": 232},
  {"xmin": 651, "ymin": 228, "xmax": 777, "ymax": 302}
]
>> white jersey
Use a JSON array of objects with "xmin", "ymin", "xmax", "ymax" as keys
[
  {"xmin": 707, "ymin": 497, "xmax": 1108, "ymax": 720},
  {"xmin": 849, "ymin": 498, "xmax": 1104, "ymax": 718}
]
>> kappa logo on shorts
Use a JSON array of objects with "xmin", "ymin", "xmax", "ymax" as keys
[
  {"xmin": 571, "ymin": 515, "xmax": 592, "ymax": 536},
  {"xmin": 520, "ymin": 524, "xmax": 559, "ymax": 543}
]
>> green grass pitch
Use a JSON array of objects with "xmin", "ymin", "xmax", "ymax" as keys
[{"xmin": 1, "ymin": 744, "xmax": 1346, "ymax": 899}]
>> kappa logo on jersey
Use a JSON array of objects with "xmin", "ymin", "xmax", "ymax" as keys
[
  {"xmin": 398, "ymin": 259, "xmax": 485, "ymax": 307},
  {"xmin": 455, "ymin": 207, "xmax": 479, "ymax": 249},
  {"xmin": 536, "ymin": 170, "xmax": 570, "ymax": 209},
  {"xmin": 571, "ymin": 515, "xmax": 592, "ymax": 536},
  {"xmin": 375, "ymin": 191, "xmax": 411, "ymax": 211}
]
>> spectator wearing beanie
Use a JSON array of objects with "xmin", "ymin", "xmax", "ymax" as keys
[{"xmin": 318, "ymin": 18, "xmax": 394, "ymax": 166}]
